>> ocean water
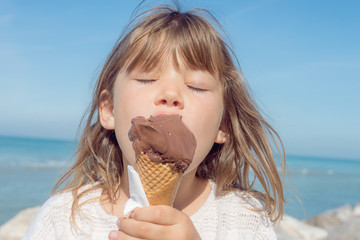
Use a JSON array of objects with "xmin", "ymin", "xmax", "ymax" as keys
[
  {"xmin": 0, "ymin": 136, "xmax": 76, "ymax": 225},
  {"xmin": 283, "ymin": 155, "xmax": 360, "ymax": 220},
  {"xmin": 0, "ymin": 135, "xmax": 359, "ymax": 225}
]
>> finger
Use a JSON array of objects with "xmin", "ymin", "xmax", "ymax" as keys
[
  {"xmin": 119, "ymin": 217, "xmax": 173, "ymax": 240},
  {"xmin": 109, "ymin": 230, "xmax": 144, "ymax": 240},
  {"xmin": 131, "ymin": 205, "xmax": 185, "ymax": 225}
]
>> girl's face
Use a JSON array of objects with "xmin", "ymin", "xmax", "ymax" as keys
[{"xmin": 100, "ymin": 57, "xmax": 226, "ymax": 174}]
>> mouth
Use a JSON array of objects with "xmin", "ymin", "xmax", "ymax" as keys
[{"xmin": 152, "ymin": 112, "xmax": 181, "ymax": 118}]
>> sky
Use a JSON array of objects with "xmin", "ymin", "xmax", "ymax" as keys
[{"xmin": 1, "ymin": 0, "xmax": 359, "ymax": 160}]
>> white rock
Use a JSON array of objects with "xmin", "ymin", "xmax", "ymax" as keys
[
  {"xmin": 333, "ymin": 204, "xmax": 353, "ymax": 222},
  {"xmin": 326, "ymin": 216, "xmax": 360, "ymax": 240},
  {"xmin": 307, "ymin": 204, "xmax": 353, "ymax": 230},
  {"xmin": 276, "ymin": 215, "xmax": 328, "ymax": 240},
  {"xmin": 353, "ymin": 203, "xmax": 360, "ymax": 216},
  {"xmin": 0, "ymin": 206, "xmax": 40, "ymax": 240}
]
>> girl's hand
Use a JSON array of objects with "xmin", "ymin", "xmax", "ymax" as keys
[{"xmin": 108, "ymin": 205, "xmax": 201, "ymax": 240}]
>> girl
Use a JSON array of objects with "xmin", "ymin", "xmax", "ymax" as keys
[{"xmin": 24, "ymin": 1, "xmax": 286, "ymax": 239}]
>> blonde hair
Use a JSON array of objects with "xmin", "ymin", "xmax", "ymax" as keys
[{"xmin": 53, "ymin": 1, "xmax": 286, "ymax": 224}]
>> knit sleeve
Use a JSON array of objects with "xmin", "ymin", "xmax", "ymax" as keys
[
  {"xmin": 255, "ymin": 219, "xmax": 277, "ymax": 240},
  {"xmin": 191, "ymin": 185, "xmax": 277, "ymax": 240},
  {"xmin": 22, "ymin": 187, "xmax": 118, "ymax": 239},
  {"xmin": 22, "ymin": 191, "xmax": 76, "ymax": 240},
  {"xmin": 22, "ymin": 196, "xmax": 59, "ymax": 239},
  {"xmin": 226, "ymin": 192, "xmax": 277, "ymax": 240},
  {"xmin": 215, "ymin": 201, "xmax": 277, "ymax": 240}
]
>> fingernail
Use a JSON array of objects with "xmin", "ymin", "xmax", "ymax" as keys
[
  {"xmin": 130, "ymin": 211, "xmax": 135, "ymax": 218},
  {"xmin": 109, "ymin": 231, "xmax": 118, "ymax": 239}
]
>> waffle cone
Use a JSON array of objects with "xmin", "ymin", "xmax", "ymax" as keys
[{"xmin": 136, "ymin": 153, "xmax": 182, "ymax": 206}]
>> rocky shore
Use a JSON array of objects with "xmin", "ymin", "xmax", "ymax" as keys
[
  {"xmin": 276, "ymin": 203, "xmax": 360, "ymax": 240},
  {"xmin": 1, "ymin": 204, "xmax": 359, "ymax": 240}
]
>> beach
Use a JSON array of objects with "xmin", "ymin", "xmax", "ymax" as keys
[{"xmin": 1, "ymin": 135, "xmax": 359, "ymax": 239}]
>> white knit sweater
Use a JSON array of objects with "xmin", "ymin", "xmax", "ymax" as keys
[{"xmin": 23, "ymin": 182, "xmax": 276, "ymax": 239}]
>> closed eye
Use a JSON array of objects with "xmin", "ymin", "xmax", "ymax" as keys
[
  {"xmin": 187, "ymin": 85, "xmax": 207, "ymax": 93},
  {"xmin": 135, "ymin": 79, "xmax": 156, "ymax": 85}
]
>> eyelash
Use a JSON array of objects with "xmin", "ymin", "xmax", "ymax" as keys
[
  {"xmin": 135, "ymin": 79, "xmax": 156, "ymax": 84},
  {"xmin": 136, "ymin": 79, "xmax": 206, "ymax": 93},
  {"xmin": 187, "ymin": 85, "xmax": 206, "ymax": 93}
]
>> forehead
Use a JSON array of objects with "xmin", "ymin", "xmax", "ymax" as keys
[
  {"xmin": 124, "ymin": 38, "xmax": 212, "ymax": 75},
  {"xmin": 121, "ymin": 13, "xmax": 225, "ymax": 78}
]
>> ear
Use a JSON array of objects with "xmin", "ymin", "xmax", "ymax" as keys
[
  {"xmin": 215, "ymin": 129, "xmax": 227, "ymax": 144},
  {"xmin": 99, "ymin": 90, "xmax": 115, "ymax": 130}
]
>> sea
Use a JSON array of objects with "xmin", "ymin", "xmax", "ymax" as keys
[{"xmin": 0, "ymin": 135, "xmax": 359, "ymax": 225}]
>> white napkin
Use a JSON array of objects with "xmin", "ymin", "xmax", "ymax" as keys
[{"xmin": 123, "ymin": 165, "xmax": 150, "ymax": 216}]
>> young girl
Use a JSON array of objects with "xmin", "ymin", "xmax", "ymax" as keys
[{"xmin": 24, "ymin": 1, "xmax": 285, "ymax": 239}]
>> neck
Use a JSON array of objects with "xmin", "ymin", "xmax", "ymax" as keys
[
  {"xmin": 173, "ymin": 168, "xmax": 211, "ymax": 216},
  {"xmin": 101, "ymin": 163, "xmax": 131, "ymax": 217}
]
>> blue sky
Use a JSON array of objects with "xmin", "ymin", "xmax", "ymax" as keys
[{"xmin": 1, "ymin": 0, "xmax": 359, "ymax": 160}]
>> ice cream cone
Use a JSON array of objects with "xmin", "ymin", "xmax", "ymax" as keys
[{"xmin": 136, "ymin": 153, "xmax": 182, "ymax": 206}]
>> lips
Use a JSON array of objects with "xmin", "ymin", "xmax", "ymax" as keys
[{"xmin": 152, "ymin": 112, "xmax": 181, "ymax": 118}]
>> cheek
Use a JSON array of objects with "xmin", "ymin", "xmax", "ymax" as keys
[
  {"xmin": 184, "ymin": 97, "xmax": 224, "ymax": 174},
  {"xmin": 115, "ymin": 130, "xmax": 136, "ymax": 166},
  {"xmin": 112, "ymin": 82, "xmax": 159, "ymax": 166},
  {"xmin": 113, "ymin": 104, "xmax": 135, "ymax": 166},
  {"xmin": 191, "ymin": 120, "xmax": 221, "ymax": 164},
  {"xmin": 112, "ymin": 87, "xmax": 141, "ymax": 166}
]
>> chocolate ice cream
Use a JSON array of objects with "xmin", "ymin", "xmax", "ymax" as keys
[{"xmin": 128, "ymin": 114, "xmax": 196, "ymax": 173}]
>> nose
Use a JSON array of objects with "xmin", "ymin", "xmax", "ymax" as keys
[{"xmin": 154, "ymin": 84, "xmax": 184, "ymax": 109}]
